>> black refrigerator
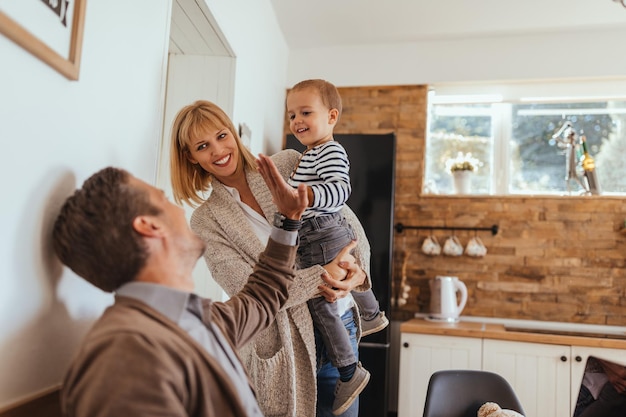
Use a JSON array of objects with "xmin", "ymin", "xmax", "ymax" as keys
[{"xmin": 286, "ymin": 133, "xmax": 396, "ymax": 417}]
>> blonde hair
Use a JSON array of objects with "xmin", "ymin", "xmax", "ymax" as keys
[
  {"xmin": 169, "ymin": 100, "xmax": 257, "ymax": 206},
  {"xmin": 288, "ymin": 79, "xmax": 342, "ymax": 119}
]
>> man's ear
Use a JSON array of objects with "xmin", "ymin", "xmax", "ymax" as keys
[
  {"xmin": 132, "ymin": 215, "xmax": 165, "ymax": 238},
  {"xmin": 328, "ymin": 108, "xmax": 339, "ymax": 125}
]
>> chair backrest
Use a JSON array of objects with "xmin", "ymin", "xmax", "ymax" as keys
[{"xmin": 422, "ymin": 370, "xmax": 525, "ymax": 417}]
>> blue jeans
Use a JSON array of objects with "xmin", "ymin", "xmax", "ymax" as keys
[
  {"xmin": 301, "ymin": 213, "xmax": 378, "ymax": 368},
  {"xmin": 316, "ymin": 309, "xmax": 359, "ymax": 417}
]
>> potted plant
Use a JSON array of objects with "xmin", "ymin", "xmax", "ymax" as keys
[{"xmin": 445, "ymin": 152, "xmax": 482, "ymax": 194}]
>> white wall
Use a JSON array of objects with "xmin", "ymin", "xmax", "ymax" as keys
[
  {"xmin": 204, "ymin": 0, "xmax": 289, "ymax": 155},
  {"xmin": 0, "ymin": 0, "xmax": 171, "ymax": 408},
  {"xmin": 0, "ymin": 0, "xmax": 288, "ymax": 409},
  {"xmin": 286, "ymin": 25, "xmax": 626, "ymax": 88}
]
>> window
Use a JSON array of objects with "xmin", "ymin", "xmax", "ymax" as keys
[{"xmin": 424, "ymin": 83, "xmax": 626, "ymax": 196}]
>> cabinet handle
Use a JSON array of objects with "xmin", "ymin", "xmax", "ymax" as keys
[
  {"xmin": 575, "ymin": 356, "xmax": 583, "ymax": 362},
  {"xmin": 560, "ymin": 356, "xmax": 567, "ymax": 362},
  {"xmin": 403, "ymin": 342, "xmax": 409, "ymax": 348}
]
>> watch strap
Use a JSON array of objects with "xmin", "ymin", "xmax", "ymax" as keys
[{"xmin": 273, "ymin": 212, "xmax": 302, "ymax": 231}]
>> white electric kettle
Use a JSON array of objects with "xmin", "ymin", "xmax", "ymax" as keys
[{"xmin": 428, "ymin": 276, "xmax": 468, "ymax": 322}]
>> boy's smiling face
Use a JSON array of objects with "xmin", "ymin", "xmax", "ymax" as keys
[{"xmin": 287, "ymin": 87, "xmax": 338, "ymax": 149}]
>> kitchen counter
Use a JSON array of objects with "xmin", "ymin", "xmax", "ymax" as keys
[{"xmin": 401, "ymin": 315, "xmax": 626, "ymax": 349}]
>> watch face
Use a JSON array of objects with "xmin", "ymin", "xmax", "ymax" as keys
[{"xmin": 273, "ymin": 212, "xmax": 285, "ymax": 227}]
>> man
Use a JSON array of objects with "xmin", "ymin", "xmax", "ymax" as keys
[{"xmin": 52, "ymin": 165, "xmax": 353, "ymax": 417}]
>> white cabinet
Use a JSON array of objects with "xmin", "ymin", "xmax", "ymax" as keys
[
  {"xmin": 397, "ymin": 333, "xmax": 482, "ymax": 417},
  {"xmin": 483, "ymin": 339, "xmax": 570, "ymax": 417},
  {"xmin": 399, "ymin": 331, "xmax": 626, "ymax": 417},
  {"xmin": 483, "ymin": 339, "xmax": 626, "ymax": 417}
]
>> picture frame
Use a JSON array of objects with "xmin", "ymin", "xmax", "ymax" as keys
[{"xmin": 0, "ymin": 0, "xmax": 86, "ymax": 80}]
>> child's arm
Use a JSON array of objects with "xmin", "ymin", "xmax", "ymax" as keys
[{"xmin": 309, "ymin": 142, "xmax": 351, "ymax": 209}]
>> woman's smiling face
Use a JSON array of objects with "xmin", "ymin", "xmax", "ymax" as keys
[{"xmin": 186, "ymin": 125, "xmax": 242, "ymax": 185}]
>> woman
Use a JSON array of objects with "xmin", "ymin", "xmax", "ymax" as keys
[{"xmin": 169, "ymin": 100, "xmax": 372, "ymax": 417}]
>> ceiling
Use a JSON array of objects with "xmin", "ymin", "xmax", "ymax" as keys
[{"xmin": 269, "ymin": 0, "xmax": 626, "ymax": 50}]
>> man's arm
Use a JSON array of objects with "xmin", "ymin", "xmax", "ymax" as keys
[{"xmin": 211, "ymin": 235, "xmax": 299, "ymax": 349}]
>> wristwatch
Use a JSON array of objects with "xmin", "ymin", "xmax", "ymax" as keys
[{"xmin": 273, "ymin": 212, "xmax": 302, "ymax": 231}]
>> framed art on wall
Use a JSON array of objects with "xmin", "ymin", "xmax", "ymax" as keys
[{"xmin": 0, "ymin": 0, "xmax": 86, "ymax": 80}]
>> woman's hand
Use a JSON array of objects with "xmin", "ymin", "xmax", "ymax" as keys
[
  {"xmin": 256, "ymin": 153, "xmax": 308, "ymax": 219},
  {"xmin": 318, "ymin": 240, "xmax": 367, "ymax": 302}
]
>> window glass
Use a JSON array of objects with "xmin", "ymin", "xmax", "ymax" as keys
[
  {"xmin": 424, "ymin": 93, "xmax": 626, "ymax": 196},
  {"xmin": 424, "ymin": 103, "xmax": 492, "ymax": 195},
  {"xmin": 510, "ymin": 102, "xmax": 626, "ymax": 194}
]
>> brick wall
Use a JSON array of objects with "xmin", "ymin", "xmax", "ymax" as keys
[{"xmin": 282, "ymin": 85, "xmax": 626, "ymax": 325}]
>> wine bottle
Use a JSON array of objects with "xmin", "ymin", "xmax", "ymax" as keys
[{"xmin": 580, "ymin": 133, "xmax": 601, "ymax": 195}]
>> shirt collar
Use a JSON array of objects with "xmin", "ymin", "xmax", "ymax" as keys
[{"xmin": 116, "ymin": 282, "xmax": 201, "ymax": 324}]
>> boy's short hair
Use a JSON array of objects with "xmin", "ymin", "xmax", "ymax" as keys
[{"xmin": 289, "ymin": 79, "xmax": 342, "ymax": 118}]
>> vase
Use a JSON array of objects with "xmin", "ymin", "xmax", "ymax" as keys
[{"xmin": 453, "ymin": 170, "xmax": 471, "ymax": 194}]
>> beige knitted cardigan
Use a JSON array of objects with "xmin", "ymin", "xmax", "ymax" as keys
[{"xmin": 190, "ymin": 149, "xmax": 372, "ymax": 417}]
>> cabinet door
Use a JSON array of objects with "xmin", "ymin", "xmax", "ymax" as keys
[
  {"xmin": 570, "ymin": 345, "xmax": 626, "ymax": 415},
  {"xmin": 398, "ymin": 333, "xmax": 482, "ymax": 417},
  {"xmin": 483, "ymin": 339, "xmax": 570, "ymax": 417}
]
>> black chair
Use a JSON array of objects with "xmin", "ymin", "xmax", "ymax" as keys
[{"xmin": 422, "ymin": 370, "xmax": 525, "ymax": 417}]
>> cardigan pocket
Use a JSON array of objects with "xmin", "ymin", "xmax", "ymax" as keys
[
  {"xmin": 247, "ymin": 345, "xmax": 294, "ymax": 416},
  {"xmin": 241, "ymin": 313, "xmax": 296, "ymax": 416}
]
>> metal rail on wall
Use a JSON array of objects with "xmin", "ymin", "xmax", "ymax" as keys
[{"xmin": 394, "ymin": 223, "xmax": 499, "ymax": 236}]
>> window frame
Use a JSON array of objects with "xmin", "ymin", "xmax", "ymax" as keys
[{"xmin": 425, "ymin": 80, "xmax": 626, "ymax": 197}]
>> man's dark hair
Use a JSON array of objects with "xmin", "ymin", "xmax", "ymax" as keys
[{"xmin": 52, "ymin": 167, "xmax": 160, "ymax": 292}]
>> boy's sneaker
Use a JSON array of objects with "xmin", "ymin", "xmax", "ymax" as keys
[
  {"xmin": 332, "ymin": 362, "xmax": 370, "ymax": 415},
  {"xmin": 360, "ymin": 311, "xmax": 389, "ymax": 337}
]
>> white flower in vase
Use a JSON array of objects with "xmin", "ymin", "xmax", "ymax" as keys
[{"xmin": 445, "ymin": 152, "xmax": 482, "ymax": 194}]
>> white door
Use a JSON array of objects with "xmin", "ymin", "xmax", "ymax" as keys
[
  {"xmin": 158, "ymin": 0, "xmax": 235, "ymax": 300},
  {"xmin": 157, "ymin": 53, "xmax": 235, "ymax": 195}
]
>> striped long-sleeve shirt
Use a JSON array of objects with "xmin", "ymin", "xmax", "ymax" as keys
[{"xmin": 288, "ymin": 141, "xmax": 351, "ymax": 221}]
